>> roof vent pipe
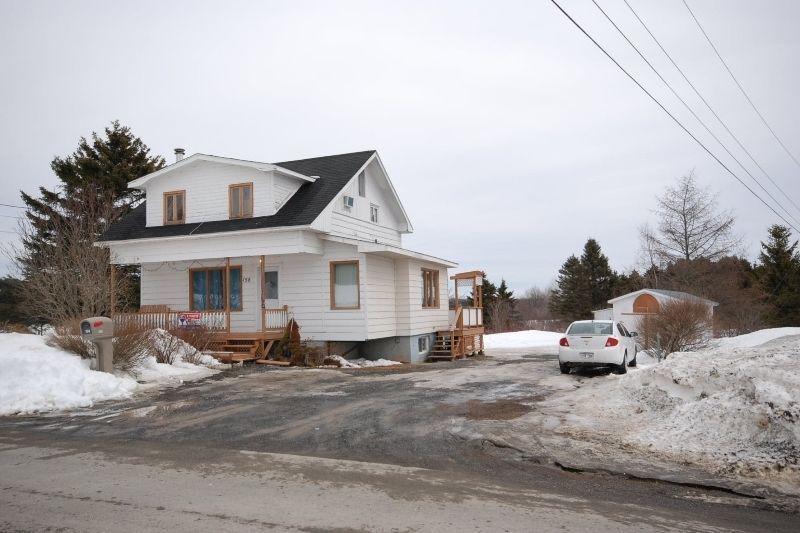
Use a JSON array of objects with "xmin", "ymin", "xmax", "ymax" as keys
[{"xmin": 174, "ymin": 148, "xmax": 185, "ymax": 162}]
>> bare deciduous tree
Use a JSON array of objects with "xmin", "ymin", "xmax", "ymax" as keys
[
  {"xmin": 640, "ymin": 172, "xmax": 739, "ymax": 267},
  {"xmin": 8, "ymin": 188, "xmax": 132, "ymax": 325}
]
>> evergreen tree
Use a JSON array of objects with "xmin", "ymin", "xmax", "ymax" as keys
[
  {"xmin": 21, "ymin": 121, "xmax": 164, "ymax": 260},
  {"xmin": 580, "ymin": 238, "xmax": 616, "ymax": 311},
  {"xmin": 0, "ymin": 277, "xmax": 26, "ymax": 325},
  {"xmin": 757, "ymin": 225, "xmax": 800, "ymax": 326},
  {"xmin": 17, "ymin": 122, "xmax": 164, "ymax": 320},
  {"xmin": 479, "ymin": 277, "xmax": 498, "ymax": 330},
  {"xmin": 549, "ymin": 255, "xmax": 591, "ymax": 319}
]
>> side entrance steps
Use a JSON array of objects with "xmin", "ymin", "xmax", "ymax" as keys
[{"xmin": 428, "ymin": 331, "xmax": 464, "ymax": 362}]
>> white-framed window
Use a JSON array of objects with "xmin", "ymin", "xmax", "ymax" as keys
[
  {"xmin": 358, "ymin": 171, "xmax": 366, "ymax": 197},
  {"xmin": 370, "ymin": 204, "xmax": 379, "ymax": 224},
  {"xmin": 418, "ymin": 336, "xmax": 429, "ymax": 353}
]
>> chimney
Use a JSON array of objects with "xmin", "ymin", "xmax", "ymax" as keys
[{"xmin": 174, "ymin": 148, "xmax": 185, "ymax": 162}]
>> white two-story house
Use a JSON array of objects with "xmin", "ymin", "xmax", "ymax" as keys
[{"xmin": 99, "ymin": 149, "xmax": 484, "ymax": 363}]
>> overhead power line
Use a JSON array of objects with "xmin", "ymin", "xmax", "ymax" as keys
[
  {"xmin": 682, "ymin": 0, "xmax": 800, "ymax": 170},
  {"xmin": 589, "ymin": 0, "xmax": 800, "ymax": 228},
  {"xmin": 548, "ymin": 0, "xmax": 800, "ymax": 233},
  {"xmin": 0, "ymin": 203, "xmax": 24, "ymax": 209},
  {"xmin": 623, "ymin": 0, "xmax": 800, "ymax": 218}
]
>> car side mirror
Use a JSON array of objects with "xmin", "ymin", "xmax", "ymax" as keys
[{"xmin": 630, "ymin": 331, "xmax": 638, "ymax": 337}]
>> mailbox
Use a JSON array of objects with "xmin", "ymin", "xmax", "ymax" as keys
[{"xmin": 80, "ymin": 316, "xmax": 114, "ymax": 373}]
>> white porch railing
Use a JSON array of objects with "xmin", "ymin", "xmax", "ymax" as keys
[{"xmin": 263, "ymin": 305, "xmax": 290, "ymax": 331}]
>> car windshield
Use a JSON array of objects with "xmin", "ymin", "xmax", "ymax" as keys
[{"xmin": 568, "ymin": 322, "xmax": 613, "ymax": 335}]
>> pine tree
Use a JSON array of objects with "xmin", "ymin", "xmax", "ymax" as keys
[
  {"xmin": 20, "ymin": 121, "xmax": 164, "ymax": 261},
  {"xmin": 757, "ymin": 225, "xmax": 800, "ymax": 326},
  {"xmin": 580, "ymin": 238, "xmax": 617, "ymax": 311},
  {"xmin": 16, "ymin": 122, "xmax": 164, "ymax": 320},
  {"xmin": 549, "ymin": 255, "xmax": 591, "ymax": 319}
]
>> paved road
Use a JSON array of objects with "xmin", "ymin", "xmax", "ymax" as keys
[{"xmin": 0, "ymin": 349, "xmax": 797, "ymax": 532}]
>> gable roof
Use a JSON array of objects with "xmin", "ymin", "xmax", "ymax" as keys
[
  {"xmin": 100, "ymin": 150, "xmax": 377, "ymax": 242},
  {"xmin": 127, "ymin": 153, "xmax": 317, "ymax": 188},
  {"xmin": 608, "ymin": 288, "xmax": 718, "ymax": 306}
]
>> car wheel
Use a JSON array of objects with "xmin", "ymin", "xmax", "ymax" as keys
[
  {"xmin": 559, "ymin": 362, "xmax": 570, "ymax": 374},
  {"xmin": 628, "ymin": 347, "xmax": 638, "ymax": 368},
  {"xmin": 613, "ymin": 351, "xmax": 628, "ymax": 375}
]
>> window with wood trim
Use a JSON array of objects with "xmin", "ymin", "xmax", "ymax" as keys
[
  {"xmin": 421, "ymin": 268, "xmax": 440, "ymax": 308},
  {"xmin": 229, "ymin": 183, "xmax": 253, "ymax": 219},
  {"xmin": 190, "ymin": 267, "xmax": 242, "ymax": 311},
  {"xmin": 163, "ymin": 190, "xmax": 185, "ymax": 225},
  {"xmin": 369, "ymin": 204, "xmax": 379, "ymax": 224},
  {"xmin": 330, "ymin": 260, "xmax": 360, "ymax": 309}
]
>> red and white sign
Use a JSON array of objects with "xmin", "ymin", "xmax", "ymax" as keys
[{"xmin": 177, "ymin": 312, "xmax": 203, "ymax": 327}]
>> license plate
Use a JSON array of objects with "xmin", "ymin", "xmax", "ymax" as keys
[{"xmin": 579, "ymin": 352, "xmax": 594, "ymax": 358}]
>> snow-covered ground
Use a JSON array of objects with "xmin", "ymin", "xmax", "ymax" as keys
[
  {"xmin": 533, "ymin": 328, "xmax": 800, "ymax": 494},
  {"xmin": 0, "ymin": 330, "xmax": 224, "ymax": 416},
  {"xmin": 484, "ymin": 329, "xmax": 562, "ymax": 349},
  {"xmin": 326, "ymin": 354, "xmax": 402, "ymax": 368}
]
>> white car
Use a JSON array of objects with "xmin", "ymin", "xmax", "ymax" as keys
[{"xmin": 558, "ymin": 320, "xmax": 638, "ymax": 375}]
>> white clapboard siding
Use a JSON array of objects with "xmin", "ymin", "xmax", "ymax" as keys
[
  {"xmin": 395, "ymin": 260, "xmax": 450, "ymax": 336},
  {"xmin": 273, "ymin": 174, "xmax": 302, "ymax": 211},
  {"xmin": 365, "ymin": 254, "xmax": 396, "ymax": 338},
  {"xmin": 330, "ymin": 211, "xmax": 402, "ymax": 246}
]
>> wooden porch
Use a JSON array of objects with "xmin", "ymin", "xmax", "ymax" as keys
[
  {"xmin": 113, "ymin": 305, "xmax": 293, "ymax": 364},
  {"xmin": 429, "ymin": 271, "xmax": 486, "ymax": 362}
]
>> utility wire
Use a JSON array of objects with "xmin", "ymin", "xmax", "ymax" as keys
[
  {"xmin": 548, "ymin": 0, "xmax": 800, "ymax": 233},
  {"xmin": 0, "ymin": 203, "xmax": 24, "ymax": 209},
  {"xmin": 682, "ymin": 0, "xmax": 800, "ymax": 170},
  {"xmin": 624, "ymin": 0, "xmax": 800, "ymax": 217},
  {"xmin": 589, "ymin": 0, "xmax": 800, "ymax": 228}
]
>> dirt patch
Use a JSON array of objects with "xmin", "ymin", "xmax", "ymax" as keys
[{"xmin": 466, "ymin": 400, "xmax": 530, "ymax": 420}]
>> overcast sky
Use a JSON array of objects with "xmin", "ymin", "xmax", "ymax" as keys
[{"xmin": 1, "ymin": 0, "xmax": 799, "ymax": 293}]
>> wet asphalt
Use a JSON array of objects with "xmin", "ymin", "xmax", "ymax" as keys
[{"xmin": 0, "ymin": 351, "xmax": 798, "ymax": 532}]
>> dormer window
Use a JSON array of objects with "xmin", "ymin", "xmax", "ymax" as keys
[
  {"xmin": 163, "ymin": 190, "xmax": 185, "ymax": 225},
  {"xmin": 229, "ymin": 183, "xmax": 253, "ymax": 219}
]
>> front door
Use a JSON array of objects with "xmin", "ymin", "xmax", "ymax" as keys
[{"xmin": 264, "ymin": 268, "xmax": 279, "ymax": 309}]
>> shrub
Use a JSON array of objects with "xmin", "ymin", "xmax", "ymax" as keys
[
  {"xmin": 111, "ymin": 320, "xmax": 151, "ymax": 374},
  {"xmin": 148, "ymin": 328, "xmax": 183, "ymax": 365},
  {"xmin": 291, "ymin": 340, "xmax": 324, "ymax": 367},
  {"xmin": 168, "ymin": 325, "xmax": 216, "ymax": 365},
  {"xmin": 47, "ymin": 318, "xmax": 95, "ymax": 359},
  {"xmin": 639, "ymin": 299, "xmax": 712, "ymax": 357}
]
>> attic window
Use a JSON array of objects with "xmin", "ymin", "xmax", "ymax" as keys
[
  {"xmin": 229, "ymin": 183, "xmax": 253, "ymax": 219},
  {"xmin": 358, "ymin": 171, "xmax": 366, "ymax": 197},
  {"xmin": 370, "ymin": 204, "xmax": 379, "ymax": 224},
  {"xmin": 163, "ymin": 190, "xmax": 185, "ymax": 225}
]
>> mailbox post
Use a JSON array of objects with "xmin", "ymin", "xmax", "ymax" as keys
[{"xmin": 80, "ymin": 316, "xmax": 114, "ymax": 373}]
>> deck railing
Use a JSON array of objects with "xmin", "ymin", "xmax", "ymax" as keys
[
  {"xmin": 448, "ymin": 306, "xmax": 482, "ymax": 328},
  {"xmin": 263, "ymin": 305, "xmax": 290, "ymax": 331},
  {"xmin": 114, "ymin": 310, "xmax": 228, "ymax": 332}
]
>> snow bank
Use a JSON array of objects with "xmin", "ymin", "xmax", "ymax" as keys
[
  {"xmin": 546, "ymin": 329, "xmax": 800, "ymax": 490},
  {"xmin": 0, "ymin": 330, "xmax": 224, "ymax": 416},
  {"xmin": 484, "ymin": 329, "xmax": 562, "ymax": 349},
  {"xmin": 326, "ymin": 354, "xmax": 402, "ymax": 368},
  {"xmin": 713, "ymin": 327, "xmax": 800, "ymax": 349},
  {"xmin": 0, "ymin": 333, "xmax": 136, "ymax": 416}
]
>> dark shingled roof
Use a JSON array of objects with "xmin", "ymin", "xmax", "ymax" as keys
[{"xmin": 100, "ymin": 150, "xmax": 376, "ymax": 242}]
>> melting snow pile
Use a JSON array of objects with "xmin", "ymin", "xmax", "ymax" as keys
[
  {"xmin": 549, "ymin": 329, "xmax": 800, "ymax": 490},
  {"xmin": 326, "ymin": 354, "xmax": 402, "ymax": 368},
  {"xmin": 0, "ymin": 330, "xmax": 223, "ymax": 416},
  {"xmin": 484, "ymin": 329, "xmax": 563, "ymax": 349},
  {"xmin": 0, "ymin": 333, "xmax": 136, "ymax": 416}
]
